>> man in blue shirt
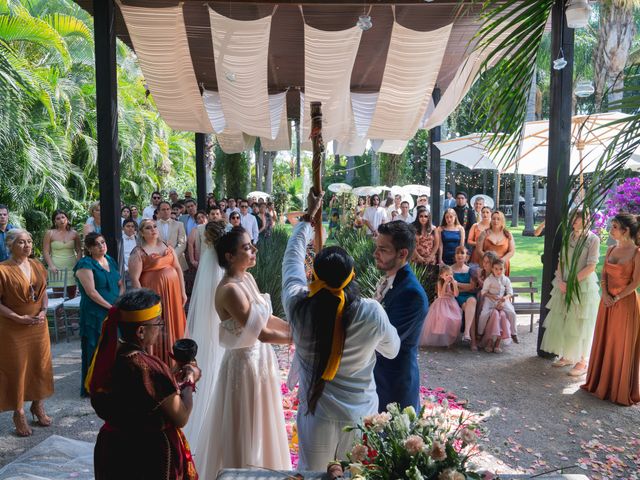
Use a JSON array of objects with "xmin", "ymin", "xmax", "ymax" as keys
[{"xmin": 0, "ymin": 204, "xmax": 15, "ymax": 262}]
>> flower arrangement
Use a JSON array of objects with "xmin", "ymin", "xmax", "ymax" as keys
[
  {"xmin": 342, "ymin": 401, "xmax": 485, "ymax": 480},
  {"xmin": 592, "ymin": 177, "xmax": 640, "ymax": 237}
]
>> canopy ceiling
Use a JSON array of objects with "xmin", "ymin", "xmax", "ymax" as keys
[{"xmin": 76, "ymin": 1, "xmax": 500, "ymax": 154}]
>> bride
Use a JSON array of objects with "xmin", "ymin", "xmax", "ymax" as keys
[
  {"xmin": 182, "ymin": 220, "xmax": 226, "ymax": 469},
  {"xmin": 197, "ymin": 224, "xmax": 292, "ymax": 479}
]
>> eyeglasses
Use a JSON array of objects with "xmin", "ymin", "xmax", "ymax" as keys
[
  {"xmin": 230, "ymin": 215, "xmax": 240, "ymax": 220},
  {"xmin": 152, "ymin": 196, "xmax": 161, "ymax": 200},
  {"xmin": 240, "ymin": 205, "xmax": 248, "ymax": 209}
]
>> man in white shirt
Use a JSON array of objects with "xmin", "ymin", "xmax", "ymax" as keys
[
  {"xmin": 157, "ymin": 201, "xmax": 188, "ymax": 270},
  {"xmin": 142, "ymin": 191, "xmax": 162, "ymax": 219},
  {"xmin": 397, "ymin": 201, "xmax": 413, "ymax": 223},
  {"xmin": 121, "ymin": 219, "xmax": 138, "ymax": 271},
  {"xmin": 362, "ymin": 194, "xmax": 387, "ymax": 237},
  {"xmin": 386, "ymin": 194, "xmax": 402, "ymax": 220},
  {"xmin": 239, "ymin": 200, "xmax": 259, "ymax": 243}
]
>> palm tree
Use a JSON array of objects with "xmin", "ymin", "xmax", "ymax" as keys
[{"xmin": 594, "ymin": 0, "xmax": 638, "ymax": 109}]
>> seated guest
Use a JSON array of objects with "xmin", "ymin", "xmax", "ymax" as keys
[
  {"xmin": 75, "ymin": 232, "xmax": 123, "ymax": 396},
  {"xmin": 82, "ymin": 201, "xmax": 101, "ymax": 236},
  {"xmin": 468, "ymin": 206, "xmax": 492, "ymax": 264},
  {"xmin": 0, "ymin": 229, "xmax": 53, "ymax": 436},
  {"xmin": 478, "ymin": 258, "xmax": 517, "ymax": 352},
  {"xmin": 412, "ymin": 207, "xmax": 437, "ymax": 266},
  {"xmin": 89, "ymin": 288, "xmax": 201, "ymax": 480},
  {"xmin": 43, "ymin": 209, "xmax": 82, "ymax": 298},
  {"xmin": 476, "ymin": 211, "xmax": 515, "ymax": 275},
  {"xmin": 436, "ymin": 208, "xmax": 465, "ymax": 265},
  {"xmin": 282, "ymin": 189, "xmax": 400, "ymax": 470},
  {"xmin": 419, "ymin": 265, "xmax": 462, "ymax": 347},
  {"xmin": 451, "ymin": 246, "xmax": 478, "ymax": 350}
]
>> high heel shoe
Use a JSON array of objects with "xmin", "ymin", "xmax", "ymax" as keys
[
  {"xmin": 30, "ymin": 403, "xmax": 52, "ymax": 427},
  {"xmin": 13, "ymin": 411, "xmax": 32, "ymax": 437}
]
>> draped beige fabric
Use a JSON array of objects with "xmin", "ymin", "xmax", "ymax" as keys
[
  {"xmin": 216, "ymin": 131, "xmax": 256, "ymax": 154},
  {"xmin": 261, "ymin": 93, "xmax": 291, "ymax": 151},
  {"xmin": 302, "ymin": 24, "xmax": 362, "ymax": 144},
  {"xmin": 117, "ymin": 3, "xmax": 212, "ymax": 133},
  {"xmin": 367, "ymin": 22, "xmax": 452, "ymax": 140},
  {"xmin": 210, "ymin": 9, "xmax": 274, "ymax": 139}
]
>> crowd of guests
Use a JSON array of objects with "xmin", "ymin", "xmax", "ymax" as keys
[{"xmin": 0, "ymin": 185, "xmax": 638, "ymax": 479}]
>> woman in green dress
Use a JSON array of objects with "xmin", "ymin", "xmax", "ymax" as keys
[
  {"xmin": 541, "ymin": 210, "xmax": 601, "ymax": 376},
  {"xmin": 43, "ymin": 210, "xmax": 82, "ymax": 298},
  {"xmin": 75, "ymin": 233, "xmax": 123, "ymax": 396}
]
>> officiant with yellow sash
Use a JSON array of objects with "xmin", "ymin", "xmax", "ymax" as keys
[
  {"xmin": 282, "ymin": 189, "xmax": 400, "ymax": 471},
  {"xmin": 87, "ymin": 289, "xmax": 201, "ymax": 480}
]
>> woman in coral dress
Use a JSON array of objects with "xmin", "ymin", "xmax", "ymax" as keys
[
  {"xmin": 476, "ymin": 211, "xmax": 515, "ymax": 276},
  {"xmin": 129, "ymin": 219, "xmax": 187, "ymax": 366},
  {"xmin": 468, "ymin": 206, "xmax": 492, "ymax": 264},
  {"xmin": 582, "ymin": 213, "xmax": 640, "ymax": 406}
]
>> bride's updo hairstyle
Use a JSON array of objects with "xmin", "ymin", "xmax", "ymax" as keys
[
  {"xmin": 292, "ymin": 246, "xmax": 361, "ymax": 415},
  {"xmin": 212, "ymin": 225, "xmax": 248, "ymax": 268}
]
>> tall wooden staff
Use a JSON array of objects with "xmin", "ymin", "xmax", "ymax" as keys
[{"xmin": 310, "ymin": 102, "xmax": 324, "ymax": 253}]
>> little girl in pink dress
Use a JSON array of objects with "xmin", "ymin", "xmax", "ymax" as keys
[
  {"xmin": 478, "ymin": 258, "xmax": 516, "ymax": 353},
  {"xmin": 420, "ymin": 265, "xmax": 462, "ymax": 347}
]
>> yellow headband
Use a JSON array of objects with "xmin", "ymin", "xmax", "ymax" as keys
[
  {"xmin": 308, "ymin": 268, "xmax": 355, "ymax": 381},
  {"xmin": 119, "ymin": 304, "xmax": 162, "ymax": 323}
]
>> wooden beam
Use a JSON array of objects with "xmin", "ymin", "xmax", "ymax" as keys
[
  {"xmin": 537, "ymin": 0, "xmax": 573, "ymax": 356},
  {"xmin": 429, "ymin": 87, "xmax": 442, "ymax": 225},
  {"xmin": 195, "ymin": 132, "xmax": 207, "ymax": 210},
  {"xmin": 94, "ymin": 0, "xmax": 121, "ymax": 262}
]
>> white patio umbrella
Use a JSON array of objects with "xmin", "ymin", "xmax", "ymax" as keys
[
  {"xmin": 247, "ymin": 190, "xmax": 270, "ymax": 200},
  {"xmin": 500, "ymin": 113, "xmax": 640, "ymax": 179},
  {"xmin": 403, "ymin": 184, "xmax": 432, "ymax": 196},
  {"xmin": 352, "ymin": 186, "xmax": 384, "ymax": 197},
  {"xmin": 327, "ymin": 183, "xmax": 353, "ymax": 194},
  {"xmin": 434, "ymin": 133, "xmax": 503, "ymax": 171}
]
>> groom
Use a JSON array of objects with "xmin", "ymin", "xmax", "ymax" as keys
[{"xmin": 373, "ymin": 221, "xmax": 429, "ymax": 411}]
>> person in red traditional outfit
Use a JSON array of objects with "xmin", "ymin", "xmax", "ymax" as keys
[{"xmin": 86, "ymin": 288, "xmax": 201, "ymax": 480}]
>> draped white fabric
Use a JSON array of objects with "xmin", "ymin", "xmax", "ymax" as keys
[
  {"xmin": 367, "ymin": 22, "xmax": 452, "ymax": 140},
  {"xmin": 424, "ymin": 33, "xmax": 508, "ymax": 130},
  {"xmin": 203, "ymin": 90, "xmax": 226, "ymax": 134},
  {"xmin": 371, "ymin": 139, "xmax": 409, "ymax": 155},
  {"xmin": 302, "ymin": 24, "xmax": 362, "ymax": 144},
  {"xmin": 205, "ymin": 90, "xmax": 289, "ymax": 152},
  {"xmin": 261, "ymin": 93, "xmax": 291, "ymax": 151},
  {"xmin": 117, "ymin": 3, "xmax": 213, "ymax": 133},
  {"xmin": 351, "ymin": 93, "xmax": 378, "ymax": 138},
  {"xmin": 209, "ymin": 9, "xmax": 274, "ymax": 139}
]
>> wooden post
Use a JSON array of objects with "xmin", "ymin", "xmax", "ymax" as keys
[
  {"xmin": 538, "ymin": 0, "xmax": 574, "ymax": 356},
  {"xmin": 94, "ymin": 0, "xmax": 121, "ymax": 261},
  {"xmin": 195, "ymin": 132, "xmax": 207, "ymax": 211},
  {"xmin": 429, "ymin": 87, "xmax": 442, "ymax": 225},
  {"xmin": 310, "ymin": 102, "xmax": 324, "ymax": 253}
]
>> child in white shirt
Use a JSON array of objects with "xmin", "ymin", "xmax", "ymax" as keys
[{"xmin": 478, "ymin": 258, "xmax": 517, "ymax": 353}]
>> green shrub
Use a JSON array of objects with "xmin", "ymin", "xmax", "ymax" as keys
[{"xmin": 252, "ymin": 226, "xmax": 290, "ymax": 318}]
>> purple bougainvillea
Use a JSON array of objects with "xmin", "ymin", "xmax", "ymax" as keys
[{"xmin": 592, "ymin": 177, "xmax": 640, "ymax": 236}]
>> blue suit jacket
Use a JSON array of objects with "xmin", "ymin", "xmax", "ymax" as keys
[{"xmin": 374, "ymin": 263, "xmax": 429, "ymax": 412}]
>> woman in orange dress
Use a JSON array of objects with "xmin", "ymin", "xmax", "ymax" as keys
[
  {"xmin": 582, "ymin": 213, "xmax": 640, "ymax": 406},
  {"xmin": 129, "ymin": 219, "xmax": 187, "ymax": 365},
  {"xmin": 468, "ymin": 206, "xmax": 492, "ymax": 264},
  {"xmin": 0, "ymin": 229, "xmax": 53, "ymax": 436},
  {"xmin": 476, "ymin": 210, "xmax": 515, "ymax": 276}
]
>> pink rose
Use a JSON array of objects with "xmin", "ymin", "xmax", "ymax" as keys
[
  {"xmin": 350, "ymin": 444, "xmax": 368, "ymax": 463},
  {"xmin": 404, "ymin": 435, "xmax": 426, "ymax": 456},
  {"xmin": 430, "ymin": 441, "xmax": 447, "ymax": 462}
]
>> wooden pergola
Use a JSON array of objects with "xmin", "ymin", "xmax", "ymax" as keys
[{"xmin": 80, "ymin": 0, "xmax": 574, "ymax": 357}]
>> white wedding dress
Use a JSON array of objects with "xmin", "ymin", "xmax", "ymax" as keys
[
  {"xmin": 183, "ymin": 225, "xmax": 225, "ymax": 473},
  {"xmin": 201, "ymin": 273, "xmax": 292, "ymax": 479}
]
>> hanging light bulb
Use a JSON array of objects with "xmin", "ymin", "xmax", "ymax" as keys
[
  {"xmin": 357, "ymin": 14, "xmax": 372, "ymax": 31},
  {"xmin": 553, "ymin": 48, "xmax": 568, "ymax": 71},
  {"xmin": 575, "ymin": 80, "xmax": 595, "ymax": 98},
  {"xmin": 566, "ymin": 0, "xmax": 591, "ymax": 29}
]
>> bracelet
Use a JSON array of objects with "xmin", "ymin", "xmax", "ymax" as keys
[{"xmin": 179, "ymin": 380, "xmax": 196, "ymax": 393}]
